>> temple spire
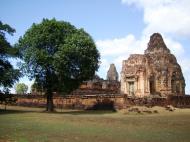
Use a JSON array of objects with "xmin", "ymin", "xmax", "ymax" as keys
[
  {"xmin": 145, "ymin": 33, "xmax": 170, "ymax": 54},
  {"xmin": 107, "ymin": 64, "xmax": 118, "ymax": 81}
]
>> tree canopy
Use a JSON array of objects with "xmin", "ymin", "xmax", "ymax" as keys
[
  {"xmin": 0, "ymin": 21, "xmax": 20, "ymax": 92},
  {"xmin": 15, "ymin": 83, "xmax": 28, "ymax": 94},
  {"xmin": 16, "ymin": 19, "xmax": 100, "ymax": 111}
]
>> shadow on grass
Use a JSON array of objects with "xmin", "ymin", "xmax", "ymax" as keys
[
  {"xmin": 50, "ymin": 109, "xmax": 117, "ymax": 115},
  {"xmin": 0, "ymin": 108, "xmax": 116, "ymax": 115},
  {"xmin": 0, "ymin": 99, "xmax": 117, "ymax": 115},
  {"xmin": 0, "ymin": 109, "xmax": 38, "ymax": 115},
  {"xmin": 51, "ymin": 99, "xmax": 117, "ymax": 115}
]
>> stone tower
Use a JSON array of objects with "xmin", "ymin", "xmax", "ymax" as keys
[
  {"xmin": 107, "ymin": 64, "xmax": 119, "ymax": 81},
  {"xmin": 121, "ymin": 33, "xmax": 185, "ymax": 97}
]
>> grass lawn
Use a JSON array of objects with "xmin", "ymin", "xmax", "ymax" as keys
[{"xmin": 0, "ymin": 105, "xmax": 190, "ymax": 142}]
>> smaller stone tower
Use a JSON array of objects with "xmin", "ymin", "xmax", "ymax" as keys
[{"xmin": 107, "ymin": 64, "xmax": 119, "ymax": 81}]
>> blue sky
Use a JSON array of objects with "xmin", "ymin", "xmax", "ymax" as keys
[{"xmin": 1, "ymin": 0, "xmax": 190, "ymax": 94}]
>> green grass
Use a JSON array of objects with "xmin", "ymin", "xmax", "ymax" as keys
[{"xmin": 0, "ymin": 106, "xmax": 190, "ymax": 142}]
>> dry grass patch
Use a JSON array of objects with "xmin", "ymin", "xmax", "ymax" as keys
[{"xmin": 0, "ymin": 105, "xmax": 190, "ymax": 142}]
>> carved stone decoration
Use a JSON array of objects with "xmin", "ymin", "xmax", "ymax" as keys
[
  {"xmin": 121, "ymin": 33, "xmax": 185, "ymax": 97},
  {"xmin": 107, "ymin": 64, "xmax": 119, "ymax": 81}
]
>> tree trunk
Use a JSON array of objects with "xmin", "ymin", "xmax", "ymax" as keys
[
  {"xmin": 46, "ymin": 90, "xmax": 54, "ymax": 112},
  {"xmin": 4, "ymin": 103, "xmax": 6, "ymax": 111}
]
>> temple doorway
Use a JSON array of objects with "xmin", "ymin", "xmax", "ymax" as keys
[
  {"xmin": 149, "ymin": 77, "xmax": 155, "ymax": 95},
  {"xmin": 171, "ymin": 79, "xmax": 175, "ymax": 93},
  {"xmin": 128, "ymin": 82, "xmax": 134, "ymax": 96},
  {"xmin": 176, "ymin": 83, "xmax": 180, "ymax": 94}
]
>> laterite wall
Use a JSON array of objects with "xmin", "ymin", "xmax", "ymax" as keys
[{"xmin": 15, "ymin": 94, "xmax": 190, "ymax": 109}]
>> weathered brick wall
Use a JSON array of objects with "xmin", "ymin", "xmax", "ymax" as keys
[
  {"xmin": 15, "ymin": 94, "xmax": 190, "ymax": 109},
  {"xmin": 16, "ymin": 95, "xmax": 46, "ymax": 107},
  {"xmin": 167, "ymin": 95, "xmax": 190, "ymax": 108},
  {"xmin": 16, "ymin": 94, "xmax": 125, "ymax": 109}
]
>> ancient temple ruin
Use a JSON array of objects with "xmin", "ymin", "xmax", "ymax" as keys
[{"xmin": 121, "ymin": 33, "xmax": 185, "ymax": 97}]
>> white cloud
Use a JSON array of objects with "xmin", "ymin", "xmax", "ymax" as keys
[
  {"xmin": 96, "ymin": 34, "xmax": 143, "ymax": 56},
  {"xmin": 122, "ymin": 0, "xmax": 190, "ymax": 37},
  {"xmin": 164, "ymin": 37, "xmax": 184, "ymax": 57}
]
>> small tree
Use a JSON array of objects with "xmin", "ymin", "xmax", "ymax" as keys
[
  {"xmin": 16, "ymin": 19, "xmax": 100, "ymax": 111},
  {"xmin": 15, "ymin": 83, "xmax": 28, "ymax": 94}
]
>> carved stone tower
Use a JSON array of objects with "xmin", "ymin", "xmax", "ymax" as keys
[{"xmin": 107, "ymin": 64, "xmax": 119, "ymax": 81}]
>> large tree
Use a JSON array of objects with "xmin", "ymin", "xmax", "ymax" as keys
[
  {"xmin": 0, "ymin": 21, "xmax": 20, "ymax": 92},
  {"xmin": 16, "ymin": 19, "xmax": 100, "ymax": 111}
]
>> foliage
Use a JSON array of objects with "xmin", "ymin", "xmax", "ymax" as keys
[
  {"xmin": 0, "ymin": 21, "xmax": 20, "ymax": 92},
  {"xmin": 31, "ymin": 81, "xmax": 44, "ymax": 95},
  {"xmin": 15, "ymin": 83, "xmax": 28, "ymax": 94},
  {"xmin": 16, "ymin": 19, "xmax": 100, "ymax": 111}
]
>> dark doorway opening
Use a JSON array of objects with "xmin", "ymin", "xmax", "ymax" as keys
[{"xmin": 149, "ymin": 79, "xmax": 155, "ymax": 95}]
